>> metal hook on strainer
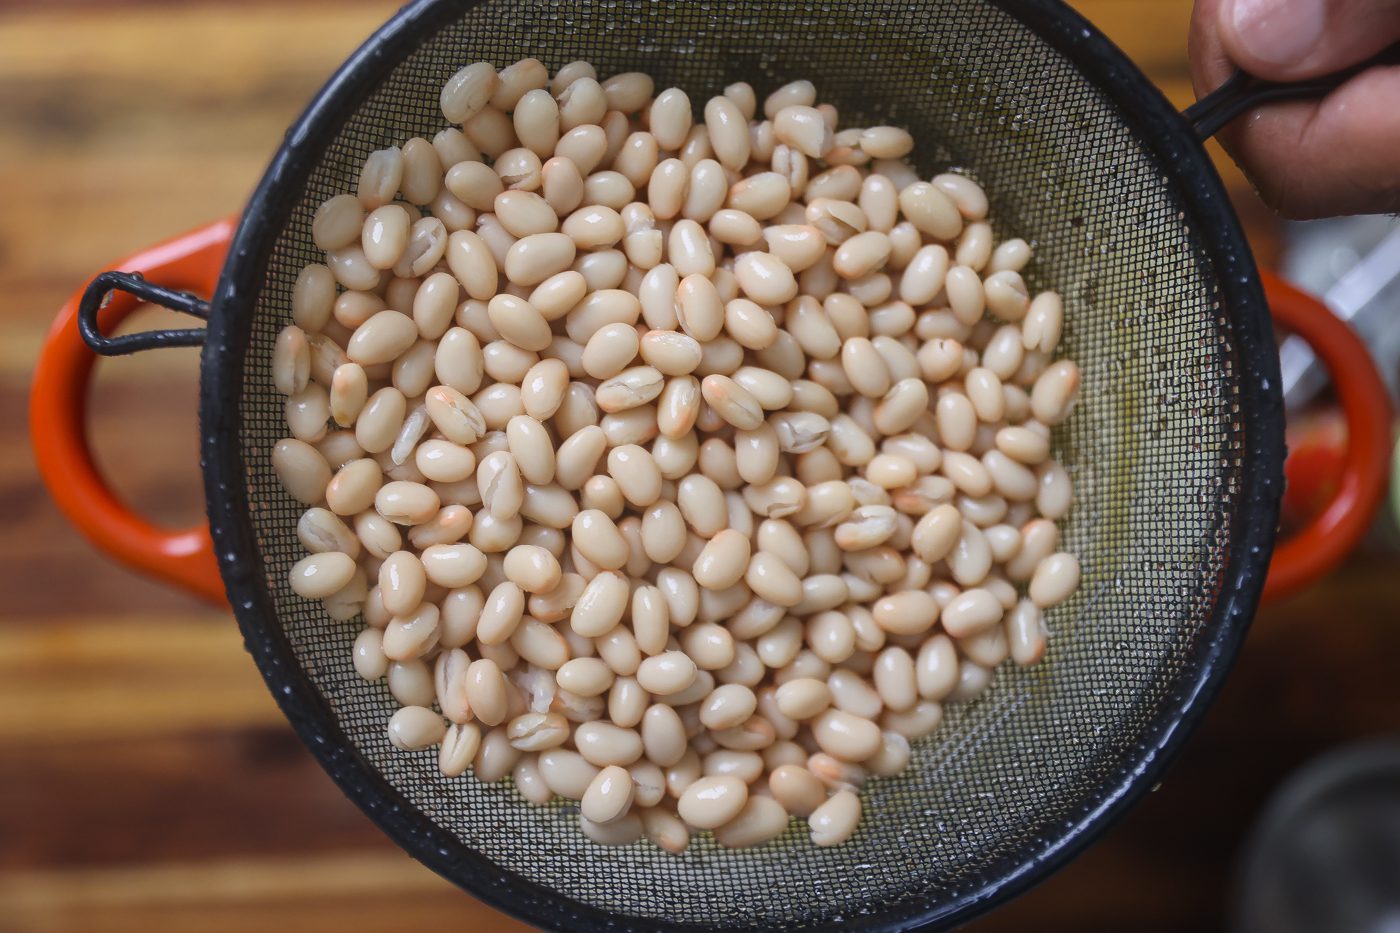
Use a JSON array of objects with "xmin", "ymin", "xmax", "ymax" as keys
[{"xmin": 27, "ymin": 1, "xmax": 1397, "ymax": 929}]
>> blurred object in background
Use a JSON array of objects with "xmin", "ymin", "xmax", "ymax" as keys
[
  {"xmin": 1279, "ymin": 218, "xmax": 1400, "ymax": 545},
  {"xmin": 1282, "ymin": 216, "xmax": 1400, "ymax": 414},
  {"xmin": 1233, "ymin": 740, "xmax": 1400, "ymax": 933}
]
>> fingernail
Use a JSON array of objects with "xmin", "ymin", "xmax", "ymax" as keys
[{"xmin": 1226, "ymin": 0, "xmax": 1325, "ymax": 65}]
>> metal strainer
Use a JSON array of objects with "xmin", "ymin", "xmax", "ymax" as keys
[{"xmin": 32, "ymin": 0, "xmax": 1305, "ymax": 928}]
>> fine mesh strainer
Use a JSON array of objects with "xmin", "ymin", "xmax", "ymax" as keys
[{"xmin": 35, "ymin": 0, "xmax": 1397, "ymax": 928}]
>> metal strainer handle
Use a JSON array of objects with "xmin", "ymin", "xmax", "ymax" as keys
[{"xmin": 1184, "ymin": 42, "xmax": 1400, "ymax": 138}]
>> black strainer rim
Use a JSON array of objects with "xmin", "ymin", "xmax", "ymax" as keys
[{"xmin": 200, "ymin": 0, "xmax": 1284, "ymax": 928}]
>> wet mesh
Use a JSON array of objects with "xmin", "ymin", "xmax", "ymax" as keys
[{"xmin": 233, "ymin": 0, "xmax": 1241, "ymax": 926}]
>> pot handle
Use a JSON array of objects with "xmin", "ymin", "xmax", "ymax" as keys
[
  {"xmin": 1262, "ymin": 270, "xmax": 1393, "ymax": 603},
  {"xmin": 30, "ymin": 219, "xmax": 236, "ymax": 605}
]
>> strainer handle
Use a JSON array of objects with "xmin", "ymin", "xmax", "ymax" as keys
[
  {"xmin": 30, "ymin": 219, "xmax": 234, "ymax": 605},
  {"xmin": 1262, "ymin": 270, "xmax": 1393, "ymax": 603},
  {"xmin": 1185, "ymin": 43, "xmax": 1400, "ymax": 138}
]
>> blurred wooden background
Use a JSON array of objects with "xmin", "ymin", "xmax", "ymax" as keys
[{"xmin": 1, "ymin": 1, "xmax": 1394, "ymax": 930}]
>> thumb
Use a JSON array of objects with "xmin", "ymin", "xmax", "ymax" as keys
[{"xmin": 1218, "ymin": 0, "xmax": 1400, "ymax": 80}]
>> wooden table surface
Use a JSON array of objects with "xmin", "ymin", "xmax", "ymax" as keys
[{"xmin": 2, "ymin": 2, "xmax": 1393, "ymax": 930}]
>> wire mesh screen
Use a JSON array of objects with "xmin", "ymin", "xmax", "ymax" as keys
[{"xmin": 232, "ymin": 0, "xmax": 1242, "ymax": 926}]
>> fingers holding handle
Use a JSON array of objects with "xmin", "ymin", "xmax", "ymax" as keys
[{"xmin": 1188, "ymin": 0, "xmax": 1400, "ymax": 216}]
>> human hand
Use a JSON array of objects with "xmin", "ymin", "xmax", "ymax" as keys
[{"xmin": 1190, "ymin": 0, "xmax": 1400, "ymax": 217}]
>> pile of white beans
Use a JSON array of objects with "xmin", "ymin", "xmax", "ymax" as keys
[{"xmin": 270, "ymin": 57, "xmax": 1082, "ymax": 852}]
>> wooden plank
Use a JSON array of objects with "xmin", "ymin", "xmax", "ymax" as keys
[
  {"xmin": 0, "ymin": 852, "xmax": 530, "ymax": 933},
  {"xmin": 1, "ymin": 728, "xmax": 375, "ymax": 867},
  {"xmin": 0, "ymin": 617, "xmax": 278, "ymax": 743}
]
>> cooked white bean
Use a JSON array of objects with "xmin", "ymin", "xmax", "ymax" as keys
[
  {"xmin": 502, "ymin": 544, "xmax": 561, "ymax": 593},
  {"xmin": 1007, "ymin": 599, "xmax": 1048, "ymax": 666},
  {"xmin": 1031, "ymin": 459, "xmax": 1071, "ymax": 520},
  {"xmin": 271, "ymin": 437, "xmax": 332, "ymax": 505},
  {"xmin": 571, "ymin": 570, "xmax": 630, "ymax": 637},
  {"xmin": 378, "ymin": 549, "xmax": 426, "ymax": 617},
  {"xmin": 361, "ymin": 204, "xmax": 410, "ymax": 270},
  {"xmin": 700, "ymin": 684, "xmax": 758, "ymax": 731},
  {"xmin": 476, "ymin": 449, "xmax": 523, "ymax": 521},
  {"xmin": 289, "ymin": 552, "xmax": 356, "ymax": 599},
  {"xmin": 1030, "ymin": 360, "xmax": 1081, "ymax": 425},
  {"xmin": 636, "ymin": 651, "xmax": 698, "ymax": 697},
  {"xmin": 382, "ymin": 602, "xmax": 441, "ymax": 661},
  {"xmin": 640, "ymin": 807, "xmax": 691, "ymax": 854},
  {"xmin": 938, "ymin": 588, "xmax": 1000, "ymax": 638},
  {"xmin": 647, "ymin": 86, "xmax": 691, "ymax": 148},
  {"xmin": 297, "ymin": 507, "xmax": 359, "ymax": 559},
  {"xmin": 1022, "ymin": 291, "xmax": 1064, "ymax": 354},
  {"xmin": 775, "ymin": 678, "xmax": 832, "ymax": 721},
  {"xmin": 313, "ymin": 195, "xmax": 367, "ymax": 253},
  {"xmin": 445, "ymin": 229, "xmax": 498, "ymax": 300},
  {"xmin": 606, "ymin": 444, "xmax": 663, "ymax": 507},
  {"xmin": 387, "ymin": 706, "xmax": 446, "ymax": 751},
  {"xmin": 931, "ymin": 173, "xmax": 989, "ymax": 220},
  {"xmin": 677, "ymin": 775, "xmax": 748, "ymax": 829},
  {"xmin": 767, "ymin": 764, "xmax": 824, "ymax": 817},
  {"xmin": 433, "ymin": 721, "xmax": 481, "ymax": 777},
  {"xmin": 714, "ymin": 795, "xmax": 788, "ymax": 848},
  {"xmin": 419, "ymin": 542, "xmax": 485, "ymax": 588},
  {"xmin": 733, "ymin": 252, "xmax": 798, "ymax": 306},
  {"xmin": 473, "ymin": 722, "xmax": 523, "ymax": 778},
  {"xmin": 773, "ymin": 105, "xmax": 832, "ymax": 159},
  {"xmin": 984, "ymin": 269, "xmax": 1030, "ymax": 322},
  {"xmin": 692, "ymin": 529, "xmax": 751, "ymax": 589},
  {"xmin": 507, "ymin": 711, "xmax": 570, "ymax": 752},
  {"xmin": 859, "ymin": 126, "xmax": 913, "ymax": 159},
  {"xmin": 581, "ymin": 765, "xmax": 635, "ymax": 824},
  {"xmin": 833, "ymin": 505, "xmax": 898, "ymax": 551},
  {"xmin": 872, "ymin": 646, "xmax": 917, "ymax": 711},
  {"xmin": 965, "ymin": 367, "xmax": 1005, "ymax": 423},
  {"xmin": 503, "ymin": 233, "xmax": 576, "ymax": 287},
  {"xmin": 811, "ymin": 709, "xmax": 881, "ymax": 761},
  {"xmin": 574, "ymin": 721, "xmax": 644, "ymax": 767},
  {"xmin": 871, "ymin": 590, "xmax": 940, "ymax": 636},
  {"xmin": 1029, "ymin": 552, "xmax": 1081, "ymax": 608},
  {"xmin": 357, "ymin": 148, "xmax": 403, "ymax": 210},
  {"xmin": 763, "ymin": 81, "xmax": 816, "ymax": 119},
  {"xmin": 512, "ymin": 754, "xmax": 554, "ymax": 804},
  {"xmin": 833, "ymin": 231, "xmax": 891, "ymax": 280},
  {"xmin": 704, "ymin": 95, "xmax": 751, "ymax": 171},
  {"xmin": 809, "ymin": 790, "xmax": 861, "ymax": 846},
  {"xmin": 441, "ymin": 61, "xmax": 498, "ymax": 122},
  {"xmin": 538, "ymin": 747, "xmax": 599, "ymax": 800},
  {"xmin": 345, "ymin": 310, "xmax": 416, "ymax": 367},
  {"xmin": 840, "ymin": 337, "xmax": 891, "ymax": 398}
]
